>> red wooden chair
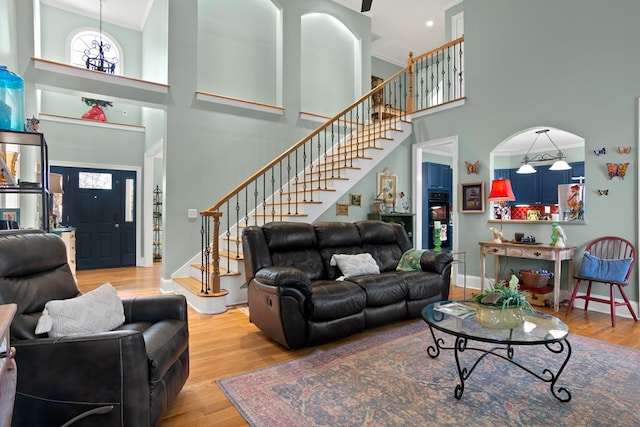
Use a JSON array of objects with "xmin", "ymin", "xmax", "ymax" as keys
[{"xmin": 567, "ymin": 236, "xmax": 638, "ymax": 326}]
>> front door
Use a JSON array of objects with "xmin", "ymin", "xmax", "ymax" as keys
[{"xmin": 52, "ymin": 166, "xmax": 136, "ymax": 270}]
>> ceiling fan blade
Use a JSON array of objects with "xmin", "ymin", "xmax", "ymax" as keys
[{"xmin": 361, "ymin": 0, "xmax": 373, "ymax": 12}]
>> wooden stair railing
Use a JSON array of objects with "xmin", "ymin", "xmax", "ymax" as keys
[{"xmin": 197, "ymin": 37, "xmax": 464, "ymax": 296}]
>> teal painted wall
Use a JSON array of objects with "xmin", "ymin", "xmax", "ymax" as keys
[
  {"xmin": 198, "ymin": 0, "xmax": 279, "ymax": 105},
  {"xmin": 39, "ymin": 4, "xmax": 142, "ymax": 77},
  {"xmin": 410, "ymin": 0, "xmax": 640, "ymax": 300},
  {"xmin": 9, "ymin": 0, "xmax": 640, "ymax": 305},
  {"xmin": 372, "ymin": 57, "xmax": 402, "ymax": 80},
  {"xmin": 0, "ymin": 0, "xmax": 18, "ymax": 68}
]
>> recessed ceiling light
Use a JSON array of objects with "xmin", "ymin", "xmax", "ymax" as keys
[{"xmin": 425, "ymin": 20, "xmax": 434, "ymax": 28}]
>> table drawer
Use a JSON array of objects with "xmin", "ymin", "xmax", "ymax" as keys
[
  {"xmin": 522, "ymin": 247, "xmax": 554, "ymax": 260},
  {"xmin": 482, "ymin": 245, "xmax": 507, "ymax": 256}
]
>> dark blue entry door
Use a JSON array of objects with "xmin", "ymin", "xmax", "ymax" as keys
[{"xmin": 52, "ymin": 166, "xmax": 136, "ymax": 270}]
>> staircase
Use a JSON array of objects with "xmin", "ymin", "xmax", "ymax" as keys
[
  {"xmin": 164, "ymin": 37, "xmax": 465, "ymax": 314},
  {"xmin": 167, "ymin": 118, "xmax": 412, "ymax": 313}
]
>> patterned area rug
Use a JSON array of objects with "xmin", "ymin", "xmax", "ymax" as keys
[{"xmin": 218, "ymin": 321, "xmax": 640, "ymax": 427}]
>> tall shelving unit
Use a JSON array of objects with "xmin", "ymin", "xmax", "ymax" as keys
[
  {"xmin": 0, "ymin": 130, "xmax": 50, "ymax": 231},
  {"xmin": 153, "ymin": 185, "xmax": 162, "ymax": 261}
]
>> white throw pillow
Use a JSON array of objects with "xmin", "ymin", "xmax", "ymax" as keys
[
  {"xmin": 330, "ymin": 253, "xmax": 380, "ymax": 278},
  {"xmin": 35, "ymin": 282, "xmax": 125, "ymax": 337}
]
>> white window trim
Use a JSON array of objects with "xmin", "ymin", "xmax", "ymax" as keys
[{"xmin": 66, "ymin": 27, "xmax": 124, "ymax": 75}]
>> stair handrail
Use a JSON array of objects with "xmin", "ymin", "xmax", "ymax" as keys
[
  {"xmin": 198, "ymin": 37, "xmax": 465, "ymax": 296},
  {"xmin": 201, "ymin": 67, "xmax": 410, "ymax": 215}
]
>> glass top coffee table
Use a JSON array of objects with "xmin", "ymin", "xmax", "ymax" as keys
[{"xmin": 422, "ymin": 300, "xmax": 572, "ymax": 402}]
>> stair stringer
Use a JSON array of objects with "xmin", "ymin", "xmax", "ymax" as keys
[{"xmin": 166, "ymin": 120, "xmax": 413, "ymax": 313}]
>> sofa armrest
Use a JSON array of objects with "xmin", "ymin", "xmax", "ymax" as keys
[
  {"xmin": 420, "ymin": 251, "xmax": 453, "ymax": 275},
  {"xmin": 13, "ymin": 331, "xmax": 150, "ymax": 426},
  {"xmin": 122, "ymin": 294, "xmax": 188, "ymax": 323},
  {"xmin": 255, "ymin": 266, "xmax": 312, "ymax": 296}
]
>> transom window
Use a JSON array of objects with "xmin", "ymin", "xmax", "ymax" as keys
[
  {"xmin": 79, "ymin": 172, "xmax": 112, "ymax": 190},
  {"xmin": 68, "ymin": 30, "xmax": 123, "ymax": 75}
]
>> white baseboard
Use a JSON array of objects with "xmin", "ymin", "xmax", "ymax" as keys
[{"xmin": 457, "ymin": 274, "xmax": 638, "ymax": 320}]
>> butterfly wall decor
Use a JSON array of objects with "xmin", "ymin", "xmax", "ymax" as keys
[
  {"xmin": 594, "ymin": 147, "xmax": 606, "ymax": 156},
  {"xmin": 618, "ymin": 146, "xmax": 632, "ymax": 154},
  {"xmin": 597, "ymin": 189, "xmax": 609, "ymax": 196},
  {"xmin": 606, "ymin": 162, "xmax": 629, "ymax": 180},
  {"xmin": 465, "ymin": 160, "xmax": 479, "ymax": 174}
]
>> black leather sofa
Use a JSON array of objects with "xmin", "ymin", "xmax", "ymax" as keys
[
  {"xmin": 0, "ymin": 229, "xmax": 189, "ymax": 426},
  {"xmin": 242, "ymin": 220, "xmax": 453, "ymax": 349}
]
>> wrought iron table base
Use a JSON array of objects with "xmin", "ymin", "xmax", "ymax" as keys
[{"xmin": 427, "ymin": 325, "xmax": 572, "ymax": 402}]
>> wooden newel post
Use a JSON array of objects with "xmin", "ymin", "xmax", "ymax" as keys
[
  {"xmin": 407, "ymin": 51, "xmax": 415, "ymax": 114},
  {"xmin": 209, "ymin": 211, "xmax": 227, "ymax": 296}
]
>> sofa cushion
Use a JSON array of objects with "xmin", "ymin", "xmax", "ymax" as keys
[
  {"xmin": 309, "ymin": 280, "xmax": 366, "ymax": 321},
  {"xmin": 330, "ymin": 253, "xmax": 380, "ymax": 278},
  {"xmin": 262, "ymin": 222, "xmax": 317, "ymax": 251},
  {"xmin": 349, "ymin": 273, "xmax": 408, "ymax": 306},
  {"xmin": 363, "ymin": 243, "xmax": 405, "ymax": 272},
  {"xmin": 314, "ymin": 222, "xmax": 361, "ymax": 248},
  {"xmin": 271, "ymin": 250, "xmax": 325, "ymax": 281},
  {"xmin": 35, "ymin": 283, "xmax": 125, "ymax": 337},
  {"xmin": 399, "ymin": 270, "xmax": 448, "ymax": 301}
]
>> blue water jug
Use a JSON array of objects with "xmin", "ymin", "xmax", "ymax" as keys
[{"xmin": 0, "ymin": 65, "xmax": 25, "ymax": 131}]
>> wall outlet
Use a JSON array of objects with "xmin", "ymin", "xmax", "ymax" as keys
[{"xmin": 187, "ymin": 209, "xmax": 198, "ymax": 219}]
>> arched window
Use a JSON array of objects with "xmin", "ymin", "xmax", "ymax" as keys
[{"xmin": 68, "ymin": 29, "xmax": 123, "ymax": 75}]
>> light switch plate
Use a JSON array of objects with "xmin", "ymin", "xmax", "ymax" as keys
[{"xmin": 188, "ymin": 209, "xmax": 198, "ymax": 219}]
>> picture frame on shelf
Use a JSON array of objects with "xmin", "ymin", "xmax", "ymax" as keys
[
  {"xmin": 460, "ymin": 182, "xmax": 485, "ymax": 213},
  {"xmin": 349, "ymin": 194, "xmax": 362, "ymax": 207},
  {"xmin": 0, "ymin": 208, "xmax": 20, "ymax": 224}
]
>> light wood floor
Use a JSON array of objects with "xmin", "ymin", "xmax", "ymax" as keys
[{"xmin": 76, "ymin": 265, "xmax": 640, "ymax": 427}]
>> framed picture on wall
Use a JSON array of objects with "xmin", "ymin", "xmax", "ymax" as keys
[
  {"xmin": 349, "ymin": 194, "xmax": 362, "ymax": 207},
  {"xmin": 460, "ymin": 182, "xmax": 485, "ymax": 213},
  {"xmin": 377, "ymin": 169, "xmax": 397, "ymax": 207},
  {"xmin": 336, "ymin": 203, "xmax": 349, "ymax": 216}
]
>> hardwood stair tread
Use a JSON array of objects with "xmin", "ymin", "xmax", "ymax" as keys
[
  {"xmin": 219, "ymin": 250, "xmax": 244, "ymax": 260},
  {"xmin": 252, "ymin": 213, "xmax": 308, "ymax": 217},
  {"xmin": 173, "ymin": 276, "xmax": 230, "ymax": 297},
  {"xmin": 189, "ymin": 263, "xmax": 240, "ymax": 276}
]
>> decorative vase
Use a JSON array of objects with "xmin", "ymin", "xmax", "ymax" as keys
[{"xmin": 476, "ymin": 305, "xmax": 528, "ymax": 329}]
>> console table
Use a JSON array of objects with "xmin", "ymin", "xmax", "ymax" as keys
[{"xmin": 479, "ymin": 241, "xmax": 575, "ymax": 312}]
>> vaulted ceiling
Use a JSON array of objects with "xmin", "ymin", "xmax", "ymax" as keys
[{"xmin": 41, "ymin": 0, "xmax": 459, "ymax": 66}]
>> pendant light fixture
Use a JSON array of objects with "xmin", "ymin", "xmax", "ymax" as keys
[
  {"xmin": 83, "ymin": 0, "xmax": 118, "ymax": 74},
  {"xmin": 516, "ymin": 129, "xmax": 571, "ymax": 174}
]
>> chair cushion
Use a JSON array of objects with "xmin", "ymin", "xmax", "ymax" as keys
[
  {"xmin": 34, "ymin": 283, "xmax": 125, "ymax": 337},
  {"xmin": 578, "ymin": 252, "xmax": 633, "ymax": 283}
]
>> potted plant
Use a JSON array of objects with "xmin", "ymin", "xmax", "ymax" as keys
[{"xmin": 471, "ymin": 274, "xmax": 532, "ymax": 329}]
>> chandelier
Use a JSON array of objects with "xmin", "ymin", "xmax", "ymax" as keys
[
  {"xmin": 83, "ymin": 0, "xmax": 118, "ymax": 74},
  {"xmin": 516, "ymin": 129, "xmax": 571, "ymax": 174}
]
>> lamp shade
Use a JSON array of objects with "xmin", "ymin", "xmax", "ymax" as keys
[
  {"xmin": 549, "ymin": 159, "xmax": 572, "ymax": 171},
  {"xmin": 50, "ymin": 173, "xmax": 64, "ymax": 194},
  {"xmin": 516, "ymin": 163, "xmax": 537, "ymax": 174},
  {"xmin": 488, "ymin": 178, "xmax": 515, "ymax": 202}
]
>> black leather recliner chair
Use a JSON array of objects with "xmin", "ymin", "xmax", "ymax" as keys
[{"xmin": 0, "ymin": 229, "xmax": 189, "ymax": 426}]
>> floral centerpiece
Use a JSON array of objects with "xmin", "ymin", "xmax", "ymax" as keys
[{"xmin": 471, "ymin": 274, "xmax": 531, "ymax": 329}]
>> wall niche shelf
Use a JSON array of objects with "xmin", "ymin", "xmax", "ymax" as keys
[
  {"xmin": 32, "ymin": 57, "xmax": 169, "ymax": 94},
  {"xmin": 39, "ymin": 113, "xmax": 145, "ymax": 133}
]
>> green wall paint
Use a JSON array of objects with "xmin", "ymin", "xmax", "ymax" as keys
[{"xmin": 8, "ymin": 0, "xmax": 640, "ymax": 306}]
